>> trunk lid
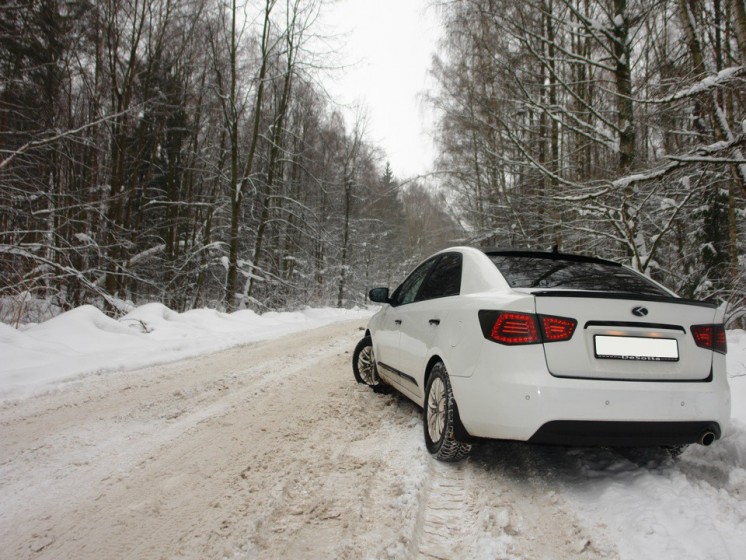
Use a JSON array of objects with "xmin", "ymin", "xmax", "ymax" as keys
[{"xmin": 531, "ymin": 291, "xmax": 718, "ymax": 381}]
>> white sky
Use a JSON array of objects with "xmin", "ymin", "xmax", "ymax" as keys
[{"xmin": 322, "ymin": 0, "xmax": 442, "ymax": 179}]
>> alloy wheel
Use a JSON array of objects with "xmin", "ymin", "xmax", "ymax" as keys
[
  {"xmin": 427, "ymin": 376, "xmax": 446, "ymax": 443},
  {"xmin": 357, "ymin": 345, "xmax": 376, "ymax": 385}
]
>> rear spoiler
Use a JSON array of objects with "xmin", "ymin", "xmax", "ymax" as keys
[{"xmin": 532, "ymin": 290, "xmax": 718, "ymax": 309}]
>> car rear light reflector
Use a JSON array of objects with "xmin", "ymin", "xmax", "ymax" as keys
[
  {"xmin": 478, "ymin": 311, "xmax": 576, "ymax": 345},
  {"xmin": 541, "ymin": 315, "xmax": 577, "ymax": 342},
  {"xmin": 490, "ymin": 312, "xmax": 539, "ymax": 344},
  {"xmin": 691, "ymin": 324, "xmax": 727, "ymax": 354}
]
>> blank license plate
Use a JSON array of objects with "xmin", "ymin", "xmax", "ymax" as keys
[{"xmin": 594, "ymin": 336, "xmax": 679, "ymax": 362}]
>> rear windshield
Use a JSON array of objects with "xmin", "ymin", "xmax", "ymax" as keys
[{"xmin": 488, "ymin": 255, "xmax": 670, "ymax": 297}]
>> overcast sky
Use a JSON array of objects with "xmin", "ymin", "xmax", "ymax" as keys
[{"xmin": 322, "ymin": 0, "xmax": 442, "ymax": 179}]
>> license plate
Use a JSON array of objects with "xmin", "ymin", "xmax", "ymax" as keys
[{"xmin": 594, "ymin": 336, "xmax": 679, "ymax": 362}]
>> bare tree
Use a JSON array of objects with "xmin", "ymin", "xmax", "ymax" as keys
[{"xmin": 430, "ymin": 0, "xmax": 745, "ymax": 317}]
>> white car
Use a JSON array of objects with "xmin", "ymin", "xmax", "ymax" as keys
[{"xmin": 352, "ymin": 247, "xmax": 731, "ymax": 461}]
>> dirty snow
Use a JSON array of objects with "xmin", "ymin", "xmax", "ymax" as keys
[{"xmin": 0, "ymin": 309, "xmax": 744, "ymax": 559}]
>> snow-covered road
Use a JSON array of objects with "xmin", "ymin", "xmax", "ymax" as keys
[{"xmin": 1, "ymin": 320, "xmax": 745, "ymax": 559}]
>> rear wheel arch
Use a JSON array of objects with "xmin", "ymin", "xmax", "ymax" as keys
[
  {"xmin": 423, "ymin": 356, "xmax": 474, "ymax": 444},
  {"xmin": 423, "ymin": 355, "xmax": 444, "ymax": 393},
  {"xmin": 424, "ymin": 354, "xmax": 464, "ymax": 400}
]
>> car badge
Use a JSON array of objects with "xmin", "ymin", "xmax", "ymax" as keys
[{"xmin": 631, "ymin": 306, "xmax": 648, "ymax": 317}]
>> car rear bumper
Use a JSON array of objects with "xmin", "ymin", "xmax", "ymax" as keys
[{"xmin": 449, "ymin": 347, "xmax": 731, "ymax": 445}]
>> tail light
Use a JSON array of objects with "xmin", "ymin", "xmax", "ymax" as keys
[
  {"xmin": 490, "ymin": 312, "xmax": 540, "ymax": 344},
  {"xmin": 479, "ymin": 311, "xmax": 576, "ymax": 345},
  {"xmin": 691, "ymin": 324, "xmax": 727, "ymax": 354},
  {"xmin": 541, "ymin": 315, "xmax": 577, "ymax": 342}
]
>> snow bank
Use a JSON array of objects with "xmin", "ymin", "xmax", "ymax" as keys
[{"xmin": 0, "ymin": 304, "xmax": 374, "ymax": 399}]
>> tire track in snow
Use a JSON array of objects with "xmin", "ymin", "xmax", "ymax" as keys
[
  {"xmin": 0, "ymin": 321, "xmax": 368, "ymax": 559},
  {"xmin": 404, "ymin": 443, "xmax": 620, "ymax": 560},
  {"xmin": 409, "ymin": 460, "xmax": 474, "ymax": 560}
]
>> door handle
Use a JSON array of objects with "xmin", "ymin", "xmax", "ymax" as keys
[
  {"xmin": 429, "ymin": 319, "xmax": 440, "ymax": 326},
  {"xmin": 394, "ymin": 319, "xmax": 402, "ymax": 325}
]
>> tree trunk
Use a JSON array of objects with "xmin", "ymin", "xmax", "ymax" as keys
[
  {"xmin": 613, "ymin": 0, "xmax": 635, "ymax": 174},
  {"xmin": 225, "ymin": 0, "xmax": 273, "ymax": 311},
  {"xmin": 337, "ymin": 178, "xmax": 352, "ymax": 308},
  {"xmin": 729, "ymin": 0, "xmax": 746, "ymax": 61},
  {"xmin": 247, "ymin": 28, "xmax": 296, "ymax": 301}
]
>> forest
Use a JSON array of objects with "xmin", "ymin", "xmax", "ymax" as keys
[
  {"xmin": 431, "ymin": 0, "xmax": 745, "ymax": 324},
  {"xmin": 0, "ymin": 0, "xmax": 744, "ymax": 326}
]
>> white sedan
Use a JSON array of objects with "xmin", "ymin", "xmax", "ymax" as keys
[{"xmin": 352, "ymin": 247, "xmax": 731, "ymax": 461}]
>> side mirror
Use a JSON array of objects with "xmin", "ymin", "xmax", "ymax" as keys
[{"xmin": 368, "ymin": 287, "xmax": 390, "ymax": 304}]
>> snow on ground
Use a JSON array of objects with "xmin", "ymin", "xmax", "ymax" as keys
[
  {"xmin": 0, "ymin": 309, "xmax": 745, "ymax": 559},
  {"xmin": 549, "ymin": 329, "xmax": 746, "ymax": 560},
  {"xmin": 0, "ymin": 303, "xmax": 373, "ymax": 399}
]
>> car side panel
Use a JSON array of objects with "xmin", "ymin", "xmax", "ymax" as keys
[
  {"xmin": 368, "ymin": 306, "xmax": 422, "ymax": 402},
  {"xmin": 394, "ymin": 299, "xmax": 436, "ymax": 401},
  {"xmin": 368, "ymin": 306, "xmax": 401, "ymax": 373},
  {"xmin": 390, "ymin": 301, "xmax": 471, "ymax": 402},
  {"xmin": 437, "ymin": 292, "xmax": 537, "ymax": 380},
  {"xmin": 407, "ymin": 293, "xmax": 535, "ymax": 407}
]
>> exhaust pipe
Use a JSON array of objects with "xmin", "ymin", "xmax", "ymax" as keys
[{"xmin": 698, "ymin": 431, "xmax": 716, "ymax": 446}]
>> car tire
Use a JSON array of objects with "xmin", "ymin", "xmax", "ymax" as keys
[
  {"xmin": 424, "ymin": 362, "xmax": 471, "ymax": 462},
  {"xmin": 352, "ymin": 336, "xmax": 386, "ymax": 392}
]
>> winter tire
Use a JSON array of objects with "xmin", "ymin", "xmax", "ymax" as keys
[
  {"xmin": 352, "ymin": 336, "xmax": 386, "ymax": 392},
  {"xmin": 424, "ymin": 362, "xmax": 471, "ymax": 462}
]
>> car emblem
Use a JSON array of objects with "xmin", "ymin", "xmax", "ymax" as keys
[{"xmin": 632, "ymin": 306, "xmax": 648, "ymax": 317}]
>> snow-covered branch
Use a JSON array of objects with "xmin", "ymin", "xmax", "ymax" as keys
[
  {"xmin": 0, "ymin": 108, "xmax": 135, "ymax": 171},
  {"xmin": 650, "ymin": 66, "xmax": 745, "ymax": 104},
  {"xmin": 607, "ymin": 135, "xmax": 746, "ymax": 189}
]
